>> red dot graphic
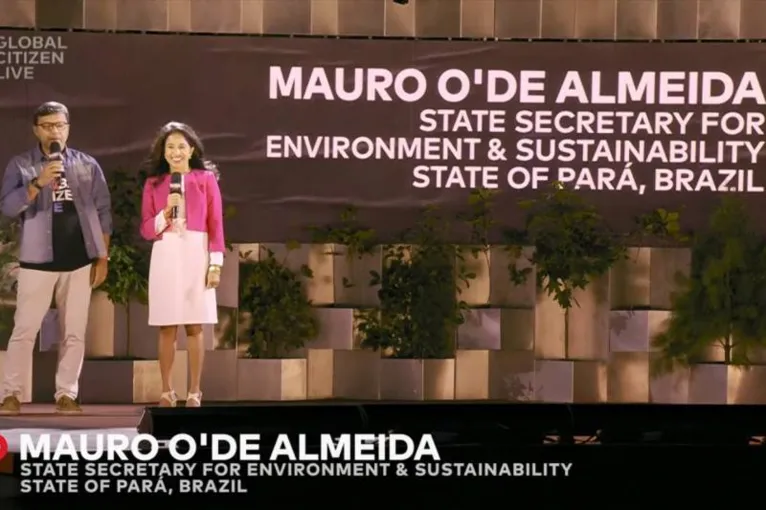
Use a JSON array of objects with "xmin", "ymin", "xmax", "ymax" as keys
[{"xmin": 0, "ymin": 434, "xmax": 7, "ymax": 461}]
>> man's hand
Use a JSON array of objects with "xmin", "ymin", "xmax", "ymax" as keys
[
  {"xmin": 37, "ymin": 160, "xmax": 63, "ymax": 187},
  {"xmin": 91, "ymin": 258, "xmax": 108, "ymax": 288}
]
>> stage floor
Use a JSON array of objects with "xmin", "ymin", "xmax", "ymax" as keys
[{"xmin": 0, "ymin": 404, "xmax": 142, "ymax": 452}]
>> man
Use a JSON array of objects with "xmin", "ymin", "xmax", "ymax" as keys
[{"xmin": 0, "ymin": 101, "xmax": 112, "ymax": 415}]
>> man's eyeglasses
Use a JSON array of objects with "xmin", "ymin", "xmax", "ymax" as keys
[{"xmin": 37, "ymin": 122, "xmax": 69, "ymax": 131}]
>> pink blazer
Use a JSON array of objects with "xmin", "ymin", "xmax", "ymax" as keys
[{"xmin": 140, "ymin": 169, "xmax": 225, "ymax": 253}]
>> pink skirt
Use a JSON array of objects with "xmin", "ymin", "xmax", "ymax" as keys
[{"xmin": 148, "ymin": 230, "xmax": 218, "ymax": 326}]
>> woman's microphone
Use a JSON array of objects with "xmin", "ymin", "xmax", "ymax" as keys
[{"xmin": 169, "ymin": 172, "xmax": 182, "ymax": 220}]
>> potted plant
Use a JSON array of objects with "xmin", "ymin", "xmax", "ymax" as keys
[
  {"xmin": 651, "ymin": 197, "xmax": 766, "ymax": 404},
  {"xmin": 0, "ymin": 218, "xmax": 19, "ymax": 348},
  {"xmin": 358, "ymin": 207, "xmax": 472, "ymax": 400},
  {"xmin": 308, "ymin": 206, "xmax": 379, "ymax": 306},
  {"xmin": 607, "ymin": 207, "xmax": 688, "ymax": 404},
  {"xmin": 91, "ymin": 168, "xmax": 151, "ymax": 358},
  {"xmin": 502, "ymin": 183, "xmax": 625, "ymax": 401},
  {"xmin": 77, "ymin": 168, "xmax": 155, "ymax": 404},
  {"xmin": 454, "ymin": 189, "xmax": 543, "ymax": 401},
  {"xmin": 75, "ymin": 168, "xmax": 156, "ymax": 404},
  {"xmin": 506, "ymin": 183, "xmax": 626, "ymax": 356},
  {"xmin": 235, "ymin": 244, "xmax": 318, "ymax": 400},
  {"xmin": 456, "ymin": 189, "xmax": 496, "ymax": 306}
]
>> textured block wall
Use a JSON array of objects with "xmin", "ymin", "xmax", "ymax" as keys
[
  {"xmin": 1, "ymin": 0, "xmax": 764, "ymax": 39},
  {"xmin": 3, "ymin": 0, "xmax": 766, "ymax": 404}
]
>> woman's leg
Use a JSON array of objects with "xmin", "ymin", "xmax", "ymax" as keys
[
  {"xmin": 158, "ymin": 325, "xmax": 178, "ymax": 405},
  {"xmin": 185, "ymin": 324, "xmax": 204, "ymax": 396}
]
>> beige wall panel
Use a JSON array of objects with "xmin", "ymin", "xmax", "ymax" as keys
[
  {"xmin": 656, "ymin": 0, "xmax": 698, "ymax": 38},
  {"xmin": 649, "ymin": 248, "xmax": 692, "ymax": 310},
  {"xmin": 567, "ymin": 274, "xmax": 610, "ymax": 360},
  {"xmin": 462, "ymin": 0, "xmax": 496, "ymax": 37},
  {"xmin": 191, "ymin": 0, "xmax": 242, "ymax": 32},
  {"xmin": 84, "ymin": 0, "xmax": 117, "ymax": 29},
  {"xmin": 534, "ymin": 290, "xmax": 566, "ymax": 359},
  {"xmin": 338, "ymin": 0, "xmax": 385, "ymax": 35},
  {"xmin": 36, "ymin": 0, "xmax": 83, "ymax": 28},
  {"xmin": 495, "ymin": 0, "xmax": 542, "ymax": 38},
  {"xmin": 575, "ymin": 0, "xmax": 616, "ymax": 38},
  {"xmin": 0, "ymin": 0, "xmax": 35, "ymax": 27},
  {"xmin": 609, "ymin": 310, "xmax": 670, "ymax": 353},
  {"xmin": 263, "ymin": 0, "xmax": 311, "ymax": 34},
  {"xmin": 379, "ymin": 358, "xmax": 455, "ymax": 400},
  {"xmin": 535, "ymin": 359, "xmax": 607, "ymax": 403},
  {"xmin": 168, "ymin": 0, "xmax": 191, "ymax": 31},
  {"xmin": 458, "ymin": 248, "xmax": 490, "ymax": 306},
  {"xmin": 607, "ymin": 352, "xmax": 650, "ymax": 402},
  {"xmin": 610, "ymin": 248, "xmax": 651, "ymax": 309},
  {"xmin": 312, "ymin": 0, "xmax": 339, "ymax": 35},
  {"xmin": 384, "ymin": 0, "xmax": 415, "ymax": 36},
  {"xmin": 698, "ymin": 0, "xmax": 741, "ymax": 38},
  {"xmin": 729, "ymin": 365, "xmax": 766, "ymax": 404},
  {"xmin": 242, "ymin": 0, "xmax": 264, "ymax": 33},
  {"xmin": 740, "ymin": 0, "xmax": 766, "ymax": 37},
  {"xmin": 541, "ymin": 0, "xmax": 575, "ymax": 38},
  {"xmin": 489, "ymin": 247, "xmax": 536, "ymax": 308},
  {"xmin": 616, "ymin": 0, "xmax": 657, "ymax": 39},
  {"xmin": 649, "ymin": 353, "xmax": 690, "ymax": 403},
  {"xmin": 415, "ymin": 0, "xmax": 461, "ymax": 37},
  {"xmin": 116, "ymin": 0, "xmax": 168, "ymax": 31},
  {"xmin": 237, "ymin": 358, "xmax": 307, "ymax": 400},
  {"xmin": 489, "ymin": 350, "xmax": 536, "ymax": 401}
]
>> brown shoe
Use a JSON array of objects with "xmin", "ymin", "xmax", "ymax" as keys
[
  {"xmin": 55, "ymin": 396, "xmax": 82, "ymax": 414},
  {"xmin": 0, "ymin": 395, "xmax": 20, "ymax": 415}
]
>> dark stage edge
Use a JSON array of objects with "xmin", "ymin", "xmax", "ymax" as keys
[{"xmin": 139, "ymin": 401, "xmax": 766, "ymax": 440}]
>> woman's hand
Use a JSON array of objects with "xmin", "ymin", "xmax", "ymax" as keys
[
  {"xmin": 163, "ymin": 194, "xmax": 182, "ymax": 221},
  {"xmin": 206, "ymin": 265, "xmax": 221, "ymax": 289}
]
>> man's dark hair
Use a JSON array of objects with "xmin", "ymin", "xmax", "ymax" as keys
[{"xmin": 33, "ymin": 102, "xmax": 69, "ymax": 125}]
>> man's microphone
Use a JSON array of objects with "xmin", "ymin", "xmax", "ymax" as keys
[
  {"xmin": 48, "ymin": 141, "xmax": 63, "ymax": 185},
  {"xmin": 169, "ymin": 172, "xmax": 182, "ymax": 220}
]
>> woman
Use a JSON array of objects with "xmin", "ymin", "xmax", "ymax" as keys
[{"xmin": 139, "ymin": 122, "xmax": 224, "ymax": 408}]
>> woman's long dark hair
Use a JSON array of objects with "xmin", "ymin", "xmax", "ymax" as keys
[{"xmin": 142, "ymin": 121, "xmax": 220, "ymax": 181}]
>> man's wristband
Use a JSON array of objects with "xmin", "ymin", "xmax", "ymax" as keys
[{"xmin": 30, "ymin": 178, "xmax": 43, "ymax": 190}]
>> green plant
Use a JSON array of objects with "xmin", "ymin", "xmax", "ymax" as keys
[
  {"xmin": 634, "ymin": 208, "xmax": 687, "ymax": 244},
  {"xmin": 357, "ymin": 207, "xmax": 471, "ymax": 359},
  {"xmin": 238, "ymin": 244, "xmax": 319, "ymax": 359},
  {"xmin": 458, "ymin": 188, "xmax": 498, "ymax": 268},
  {"xmin": 652, "ymin": 197, "xmax": 766, "ymax": 374},
  {"xmin": 101, "ymin": 168, "xmax": 150, "ymax": 357},
  {"xmin": 0, "ymin": 217, "xmax": 19, "ymax": 295},
  {"xmin": 307, "ymin": 206, "xmax": 377, "ymax": 289},
  {"xmin": 504, "ymin": 183, "xmax": 627, "ymax": 358},
  {"xmin": 0, "ymin": 218, "xmax": 19, "ymax": 343}
]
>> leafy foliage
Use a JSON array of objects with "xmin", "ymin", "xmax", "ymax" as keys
[
  {"xmin": 357, "ymin": 207, "xmax": 470, "ymax": 359},
  {"xmin": 652, "ymin": 197, "xmax": 766, "ymax": 374},
  {"xmin": 238, "ymin": 245, "xmax": 319, "ymax": 359},
  {"xmin": 458, "ymin": 188, "xmax": 498, "ymax": 266},
  {"xmin": 101, "ymin": 168, "xmax": 150, "ymax": 307},
  {"xmin": 504, "ymin": 183, "xmax": 627, "ymax": 311},
  {"xmin": 0, "ymin": 217, "xmax": 19, "ymax": 295},
  {"xmin": 0, "ymin": 218, "xmax": 19, "ymax": 342},
  {"xmin": 634, "ymin": 208, "xmax": 687, "ymax": 244},
  {"xmin": 307, "ymin": 206, "xmax": 377, "ymax": 289}
]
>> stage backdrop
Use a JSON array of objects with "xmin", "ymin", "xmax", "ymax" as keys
[{"xmin": 1, "ymin": 30, "xmax": 765, "ymax": 241}]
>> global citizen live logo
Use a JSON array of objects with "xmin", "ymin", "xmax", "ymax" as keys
[{"xmin": 0, "ymin": 35, "xmax": 67, "ymax": 81}]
